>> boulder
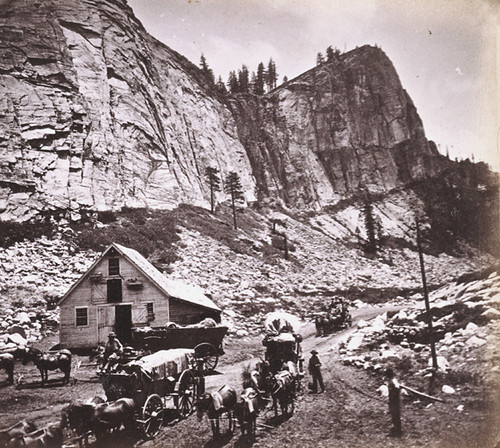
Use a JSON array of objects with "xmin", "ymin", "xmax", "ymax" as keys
[
  {"xmin": 7, "ymin": 325, "xmax": 27, "ymax": 338},
  {"xmin": 442, "ymin": 385, "xmax": 455, "ymax": 394},
  {"xmin": 481, "ymin": 308, "xmax": 500, "ymax": 320},
  {"xmin": 14, "ymin": 312, "xmax": 31, "ymax": 325},
  {"xmin": 7, "ymin": 332, "xmax": 27, "ymax": 346},
  {"xmin": 465, "ymin": 336, "xmax": 487, "ymax": 348},
  {"xmin": 346, "ymin": 334, "xmax": 364, "ymax": 351}
]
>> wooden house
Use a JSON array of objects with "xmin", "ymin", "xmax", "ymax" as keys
[{"xmin": 58, "ymin": 243, "xmax": 221, "ymax": 349}]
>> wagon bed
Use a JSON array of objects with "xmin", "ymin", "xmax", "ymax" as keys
[
  {"xmin": 101, "ymin": 348, "xmax": 199, "ymax": 437},
  {"xmin": 132, "ymin": 325, "xmax": 228, "ymax": 373}
]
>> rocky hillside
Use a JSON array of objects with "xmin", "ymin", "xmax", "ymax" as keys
[
  {"xmin": 0, "ymin": 202, "xmax": 494, "ymax": 345},
  {"xmin": 2, "ymin": 0, "xmax": 494, "ymax": 227}
]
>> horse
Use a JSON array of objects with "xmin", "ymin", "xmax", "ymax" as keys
[
  {"xmin": 6, "ymin": 422, "xmax": 63, "ymax": 448},
  {"xmin": 196, "ymin": 385, "xmax": 237, "ymax": 438},
  {"xmin": 270, "ymin": 370, "xmax": 295, "ymax": 418},
  {"xmin": 235, "ymin": 388, "xmax": 260, "ymax": 436},
  {"xmin": 23, "ymin": 348, "xmax": 71, "ymax": 384},
  {"xmin": 62, "ymin": 398, "xmax": 136, "ymax": 441},
  {"xmin": 242, "ymin": 361, "xmax": 272, "ymax": 409},
  {"xmin": 0, "ymin": 354, "xmax": 14, "ymax": 384},
  {"xmin": 0, "ymin": 421, "xmax": 37, "ymax": 448}
]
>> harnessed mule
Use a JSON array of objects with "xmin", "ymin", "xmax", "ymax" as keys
[
  {"xmin": 6, "ymin": 422, "xmax": 62, "ymax": 448},
  {"xmin": 23, "ymin": 348, "xmax": 71, "ymax": 384},
  {"xmin": 196, "ymin": 385, "xmax": 237, "ymax": 438},
  {"xmin": 270, "ymin": 370, "xmax": 295, "ymax": 417},
  {"xmin": 0, "ymin": 421, "xmax": 37, "ymax": 448},
  {"xmin": 62, "ymin": 398, "xmax": 136, "ymax": 441},
  {"xmin": 235, "ymin": 387, "xmax": 260, "ymax": 436}
]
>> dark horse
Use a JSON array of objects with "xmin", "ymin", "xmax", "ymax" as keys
[
  {"xmin": 0, "ymin": 353, "xmax": 14, "ymax": 384},
  {"xmin": 62, "ymin": 398, "xmax": 136, "ymax": 442},
  {"xmin": 235, "ymin": 387, "xmax": 260, "ymax": 436},
  {"xmin": 270, "ymin": 370, "xmax": 295, "ymax": 418},
  {"xmin": 23, "ymin": 348, "xmax": 71, "ymax": 384},
  {"xmin": 196, "ymin": 385, "xmax": 237, "ymax": 438}
]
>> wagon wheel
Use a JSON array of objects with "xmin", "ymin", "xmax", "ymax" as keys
[
  {"xmin": 176, "ymin": 370, "xmax": 197, "ymax": 418},
  {"xmin": 142, "ymin": 394, "xmax": 163, "ymax": 438},
  {"xmin": 194, "ymin": 342, "xmax": 218, "ymax": 374}
]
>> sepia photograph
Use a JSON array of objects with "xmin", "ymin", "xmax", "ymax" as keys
[{"xmin": 0, "ymin": 0, "xmax": 498, "ymax": 447}]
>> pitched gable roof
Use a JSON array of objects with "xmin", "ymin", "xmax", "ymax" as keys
[{"xmin": 59, "ymin": 243, "xmax": 220, "ymax": 313}]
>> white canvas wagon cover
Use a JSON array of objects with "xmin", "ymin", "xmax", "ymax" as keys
[{"xmin": 127, "ymin": 348, "xmax": 194, "ymax": 380}]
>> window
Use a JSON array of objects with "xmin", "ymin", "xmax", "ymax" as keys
[
  {"xmin": 107, "ymin": 279, "xmax": 122, "ymax": 303},
  {"xmin": 147, "ymin": 303, "xmax": 155, "ymax": 322},
  {"xmin": 109, "ymin": 258, "xmax": 120, "ymax": 276},
  {"xmin": 75, "ymin": 307, "xmax": 88, "ymax": 326}
]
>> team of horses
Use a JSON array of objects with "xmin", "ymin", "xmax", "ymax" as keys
[
  {"xmin": 2, "ymin": 347, "xmax": 301, "ymax": 445},
  {"xmin": 195, "ymin": 359, "xmax": 299, "ymax": 440}
]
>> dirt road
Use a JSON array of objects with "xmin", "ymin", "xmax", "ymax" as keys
[{"xmin": 1, "ymin": 304, "xmax": 497, "ymax": 448}]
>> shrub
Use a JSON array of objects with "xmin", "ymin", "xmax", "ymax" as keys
[
  {"xmin": 97, "ymin": 210, "xmax": 117, "ymax": 223},
  {"xmin": 72, "ymin": 208, "xmax": 180, "ymax": 269},
  {"xmin": 0, "ymin": 217, "xmax": 56, "ymax": 248}
]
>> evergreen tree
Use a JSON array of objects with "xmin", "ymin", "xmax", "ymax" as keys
[
  {"xmin": 282, "ymin": 75, "xmax": 288, "ymax": 84},
  {"xmin": 254, "ymin": 62, "xmax": 266, "ymax": 95},
  {"xmin": 362, "ymin": 190, "xmax": 377, "ymax": 254},
  {"xmin": 316, "ymin": 52, "xmax": 324, "ymax": 65},
  {"xmin": 238, "ymin": 65, "xmax": 250, "ymax": 93},
  {"xmin": 199, "ymin": 54, "xmax": 215, "ymax": 85},
  {"xmin": 266, "ymin": 58, "xmax": 277, "ymax": 90},
  {"xmin": 205, "ymin": 167, "xmax": 221, "ymax": 214},
  {"xmin": 224, "ymin": 172, "xmax": 245, "ymax": 229},
  {"xmin": 215, "ymin": 76, "xmax": 227, "ymax": 95},
  {"xmin": 326, "ymin": 45, "xmax": 335, "ymax": 62},
  {"xmin": 228, "ymin": 70, "xmax": 239, "ymax": 93},
  {"xmin": 250, "ymin": 71, "xmax": 257, "ymax": 93}
]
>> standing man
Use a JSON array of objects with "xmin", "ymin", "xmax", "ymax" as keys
[
  {"xmin": 386, "ymin": 368, "xmax": 402, "ymax": 437},
  {"xmin": 308, "ymin": 350, "xmax": 325, "ymax": 393}
]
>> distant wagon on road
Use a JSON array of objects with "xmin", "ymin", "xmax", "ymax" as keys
[{"xmin": 58, "ymin": 243, "xmax": 221, "ymax": 350}]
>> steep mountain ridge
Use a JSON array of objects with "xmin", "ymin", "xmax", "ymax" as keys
[
  {"xmin": 0, "ymin": 0, "xmax": 459, "ymax": 223},
  {"xmin": 230, "ymin": 45, "xmax": 442, "ymax": 208}
]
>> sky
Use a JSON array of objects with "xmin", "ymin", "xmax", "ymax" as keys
[{"xmin": 128, "ymin": 0, "xmax": 499, "ymax": 170}]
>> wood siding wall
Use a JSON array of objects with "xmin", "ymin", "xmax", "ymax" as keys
[
  {"xmin": 60, "ymin": 253, "xmax": 219, "ymax": 349},
  {"xmin": 60, "ymin": 255, "xmax": 170, "ymax": 348},
  {"xmin": 169, "ymin": 298, "xmax": 220, "ymax": 325}
]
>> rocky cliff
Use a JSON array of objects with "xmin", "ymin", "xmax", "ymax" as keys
[
  {"xmin": 230, "ymin": 46, "xmax": 443, "ymax": 208},
  {"xmin": 0, "ymin": 0, "xmax": 473, "ymax": 221},
  {"xmin": 0, "ymin": 0, "xmax": 254, "ymax": 221}
]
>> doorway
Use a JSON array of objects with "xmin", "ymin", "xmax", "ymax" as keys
[{"xmin": 115, "ymin": 304, "xmax": 132, "ymax": 343}]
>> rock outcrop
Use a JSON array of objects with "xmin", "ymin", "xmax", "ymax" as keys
[
  {"xmin": 0, "ymin": 0, "xmax": 254, "ymax": 221},
  {"xmin": 230, "ymin": 46, "xmax": 441, "ymax": 208},
  {"xmin": 0, "ymin": 0, "xmax": 490, "ymax": 222}
]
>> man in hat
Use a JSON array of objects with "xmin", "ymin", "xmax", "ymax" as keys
[
  {"xmin": 386, "ymin": 368, "xmax": 402, "ymax": 437},
  {"xmin": 102, "ymin": 331, "xmax": 123, "ymax": 372},
  {"xmin": 308, "ymin": 349, "xmax": 325, "ymax": 393}
]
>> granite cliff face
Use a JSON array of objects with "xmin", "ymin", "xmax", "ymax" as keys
[
  {"xmin": 0, "ymin": 0, "xmax": 254, "ymax": 221},
  {"xmin": 230, "ymin": 46, "xmax": 441, "ymax": 208},
  {"xmin": 0, "ymin": 0, "xmax": 448, "ymax": 221}
]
